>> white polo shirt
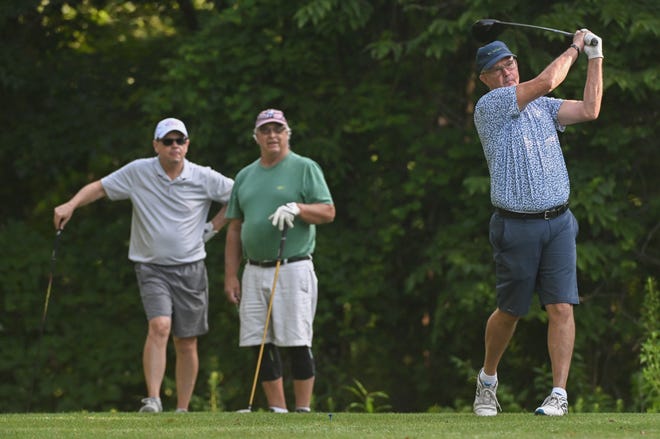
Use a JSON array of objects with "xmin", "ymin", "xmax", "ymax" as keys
[{"xmin": 101, "ymin": 157, "xmax": 233, "ymax": 265}]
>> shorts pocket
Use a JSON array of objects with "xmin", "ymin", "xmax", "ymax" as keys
[{"xmin": 489, "ymin": 213, "xmax": 506, "ymax": 250}]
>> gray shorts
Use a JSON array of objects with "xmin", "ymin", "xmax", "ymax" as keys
[
  {"xmin": 490, "ymin": 209, "xmax": 580, "ymax": 316},
  {"xmin": 134, "ymin": 260, "xmax": 209, "ymax": 338},
  {"xmin": 239, "ymin": 260, "xmax": 317, "ymax": 347}
]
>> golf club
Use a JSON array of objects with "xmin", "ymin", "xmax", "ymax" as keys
[
  {"xmin": 27, "ymin": 228, "xmax": 63, "ymax": 412},
  {"xmin": 472, "ymin": 19, "xmax": 598, "ymax": 46},
  {"xmin": 238, "ymin": 224, "xmax": 289, "ymax": 413}
]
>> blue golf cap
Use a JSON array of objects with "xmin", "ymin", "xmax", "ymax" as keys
[{"xmin": 476, "ymin": 41, "xmax": 516, "ymax": 73}]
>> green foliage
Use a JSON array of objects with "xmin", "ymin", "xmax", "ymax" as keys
[
  {"xmin": 206, "ymin": 370, "xmax": 225, "ymax": 412},
  {"xmin": 639, "ymin": 278, "xmax": 660, "ymax": 412},
  {"xmin": 343, "ymin": 378, "xmax": 392, "ymax": 413},
  {"xmin": 573, "ymin": 386, "xmax": 625, "ymax": 413},
  {"xmin": 294, "ymin": 0, "xmax": 374, "ymax": 32},
  {"xmin": 1, "ymin": 0, "xmax": 658, "ymax": 414}
]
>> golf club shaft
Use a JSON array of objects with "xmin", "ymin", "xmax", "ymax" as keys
[
  {"xmin": 246, "ymin": 225, "xmax": 289, "ymax": 410},
  {"xmin": 500, "ymin": 20, "xmax": 573, "ymax": 37},
  {"xmin": 501, "ymin": 20, "xmax": 598, "ymax": 45},
  {"xmin": 27, "ymin": 228, "xmax": 63, "ymax": 412},
  {"xmin": 41, "ymin": 229, "xmax": 62, "ymax": 325}
]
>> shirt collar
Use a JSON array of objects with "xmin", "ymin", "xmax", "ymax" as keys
[{"xmin": 152, "ymin": 157, "xmax": 190, "ymax": 181}]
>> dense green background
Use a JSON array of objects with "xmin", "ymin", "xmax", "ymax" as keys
[{"xmin": 1, "ymin": 0, "xmax": 658, "ymax": 413}]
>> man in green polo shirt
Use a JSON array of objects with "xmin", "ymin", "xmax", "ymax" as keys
[{"xmin": 224, "ymin": 108, "xmax": 335, "ymax": 413}]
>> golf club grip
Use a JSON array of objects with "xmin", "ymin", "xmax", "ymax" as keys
[
  {"xmin": 277, "ymin": 225, "xmax": 289, "ymax": 260},
  {"xmin": 585, "ymin": 37, "xmax": 599, "ymax": 46},
  {"xmin": 563, "ymin": 33, "xmax": 598, "ymax": 46},
  {"xmin": 52, "ymin": 229, "xmax": 62, "ymax": 260}
]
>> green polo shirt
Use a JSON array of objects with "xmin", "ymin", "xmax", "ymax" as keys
[{"xmin": 226, "ymin": 151, "xmax": 333, "ymax": 261}]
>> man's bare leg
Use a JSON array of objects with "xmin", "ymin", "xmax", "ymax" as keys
[
  {"xmin": 173, "ymin": 336, "xmax": 198, "ymax": 411},
  {"xmin": 293, "ymin": 377, "xmax": 314, "ymax": 409},
  {"xmin": 483, "ymin": 308, "xmax": 519, "ymax": 375},
  {"xmin": 545, "ymin": 303, "xmax": 575, "ymax": 389},
  {"xmin": 143, "ymin": 316, "xmax": 171, "ymax": 398},
  {"xmin": 262, "ymin": 378, "xmax": 287, "ymax": 410}
]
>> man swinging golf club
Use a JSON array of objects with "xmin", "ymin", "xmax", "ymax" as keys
[
  {"xmin": 472, "ymin": 29, "xmax": 603, "ymax": 416},
  {"xmin": 224, "ymin": 109, "xmax": 335, "ymax": 413}
]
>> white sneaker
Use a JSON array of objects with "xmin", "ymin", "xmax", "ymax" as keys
[
  {"xmin": 535, "ymin": 393, "xmax": 568, "ymax": 416},
  {"xmin": 473, "ymin": 372, "xmax": 501, "ymax": 416},
  {"xmin": 139, "ymin": 397, "xmax": 162, "ymax": 413}
]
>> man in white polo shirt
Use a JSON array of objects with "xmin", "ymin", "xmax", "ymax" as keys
[{"xmin": 53, "ymin": 117, "xmax": 234, "ymax": 413}]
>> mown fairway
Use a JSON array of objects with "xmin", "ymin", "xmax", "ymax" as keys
[{"xmin": 1, "ymin": 412, "xmax": 658, "ymax": 438}]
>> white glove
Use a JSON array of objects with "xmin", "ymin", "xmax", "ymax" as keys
[
  {"xmin": 268, "ymin": 202, "xmax": 300, "ymax": 231},
  {"xmin": 583, "ymin": 32, "xmax": 603, "ymax": 59},
  {"xmin": 202, "ymin": 221, "xmax": 217, "ymax": 243}
]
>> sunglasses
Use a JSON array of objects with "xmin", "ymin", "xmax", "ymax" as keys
[
  {"xmin": 257, "ymin": 125, "xmax": 287, "ymax": 135},
  {"xmin": 159, "ymin": 137, "xmax": 187, "ymax": 146}
]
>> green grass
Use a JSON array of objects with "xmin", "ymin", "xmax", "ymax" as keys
[{"xmin": 0, "ymin": 412, "xmax": 658, "ymax": 438}]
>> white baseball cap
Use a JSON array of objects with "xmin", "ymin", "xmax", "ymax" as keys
[{"xmin": 154, "ymin": 118, "xmax": 188, "ymax": 139}]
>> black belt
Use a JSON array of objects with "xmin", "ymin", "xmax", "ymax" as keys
[
  {"xmin": 247, "ymin": 255, "xmax": 311, "ymax": 268},
  {"xmin": 497, "ymin": 203, "xmax": 569, "ymax": 220}
]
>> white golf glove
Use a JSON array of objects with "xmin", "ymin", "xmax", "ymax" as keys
[
  {"xmin": 583, "ymin": 32, "xmax": 603, "ymax": 59},
  {"xmin": 268, "ymin": 202, "xmax": 300, "ymax": 231},
  {"xmin": 202, "ymin": 221, "xmax": 217, "ymax": 243}
]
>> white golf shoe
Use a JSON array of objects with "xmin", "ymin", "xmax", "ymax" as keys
[
  {"xmin": 535, "ymin": 392, "xmax": 568, "ymax": 416},
  {"xmin": 139, "ymin": 397, "xmax": 162, "ymax": 413},
  {"xmin": 473, "ymin": 372, "xmax": 501, "ymax": 416}
]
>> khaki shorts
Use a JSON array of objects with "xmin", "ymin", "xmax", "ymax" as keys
[
  {"xmin": 239, "ymin": 260, "xmax": 317, "ymax": 347},
  {"xmin": 135, "ymin": 261, "xmax": 209, "ymax": 338}
]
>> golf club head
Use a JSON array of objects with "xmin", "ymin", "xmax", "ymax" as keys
[
  {"xmin": 471, "ymin": 19, "xmax": 504, "ymax": 43},
  {"xmin": 236, "ymin": 408, "xmax": 252, "ymax": 413}
]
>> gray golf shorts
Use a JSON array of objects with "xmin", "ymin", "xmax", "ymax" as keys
[
  {"xmin": 239, "ymin": 259, "xmax": 318, "ymax": 347},
  {"xmin": 490, "ymin": 209, "xmax": 580, "ymax": 316},
  {"xmin": 134, "ymin": 260, "xmax": 209, "ymax": 338}
]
